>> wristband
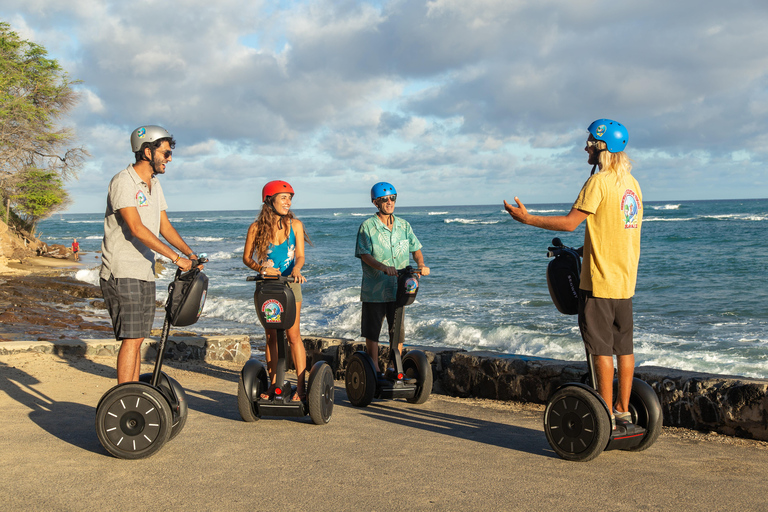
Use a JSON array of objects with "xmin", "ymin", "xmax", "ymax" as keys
[{"xmin": 173, "ymin": 254, "xmax": 181, "ymax": 264}]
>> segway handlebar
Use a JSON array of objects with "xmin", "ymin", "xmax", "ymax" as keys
[
  {"xmin": 397, "ymin": 266, "xmax": 425, "ymax": 276},
  {"xmin": 547, "ymin": 238, "xmax": 581, "ymax": 258},
  {"xmin": 246, "ymin": 274, "xmax": 299, "ymax": 283},
  {"xmin": 174, "ymin": 254, "xmax": 208, "ymax": 278}
]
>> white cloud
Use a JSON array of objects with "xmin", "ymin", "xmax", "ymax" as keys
[{"xmin": 1, "ymin": 0, "xmax": 767, "ymax": 212}]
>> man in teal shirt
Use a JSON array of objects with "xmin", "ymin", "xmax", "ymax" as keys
[{"xmin": 355, "ymin": 182, "xmax": 430, "ymax": 374}]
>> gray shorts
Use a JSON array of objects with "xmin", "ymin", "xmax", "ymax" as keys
[
  {"xmin": 100, "ymin": 276, "xmax": 156, "ymax": 340},
  {"xmin": 578, "ymin": 290, "xmax": 634, "ymax": 356}
]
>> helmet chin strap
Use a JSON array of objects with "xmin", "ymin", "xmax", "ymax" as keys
[{"xmin": 590, "ymin": 164, "xmax": 598, "ymax": 176}]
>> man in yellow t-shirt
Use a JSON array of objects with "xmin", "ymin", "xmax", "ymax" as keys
[{"xmin": 503, "ymin": 119, "xmax": 642, "ymax": 431}]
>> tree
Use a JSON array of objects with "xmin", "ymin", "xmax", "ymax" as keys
[
  {"xmin": 12, "ymin": 168, "xmax": 70, "ymax": 233},
  {"xmin": 0, "ymin": 21, "xmax": 86, "ymax": 231}
]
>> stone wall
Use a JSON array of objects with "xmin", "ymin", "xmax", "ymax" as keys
[
  {"xmin": 301, "ymin": 336, "xmax": 768, "ymax": 441},
  {"xmin": 0, "ymin": 335, "xmax": 251, "ymax": 363}
]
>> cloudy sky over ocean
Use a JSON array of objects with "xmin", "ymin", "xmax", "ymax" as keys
[{"xmin": 3, "ymin": 0, "xmax": 767, "ymax": 212}]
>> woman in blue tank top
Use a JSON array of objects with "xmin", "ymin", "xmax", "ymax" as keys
[{"xmin": 243, "ymin": 181, "xmax": 310, "ymax": 401}]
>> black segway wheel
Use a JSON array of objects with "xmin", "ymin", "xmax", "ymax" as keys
[
  {"xmin": 544, "ymin": 385, "xmax": 611, "ymax": 462},
  {"xmin": 95, "ymin": 383, "xmax": 173, "ymax": 459},
  {"xmin": 345, "ymin": 352, "xmax": 376, "ymax": 407},
  {"xmin": 625, "ymin": 377, "xmax": 663, "ymax": 452},
  {"xmin": 403, "ymin": 350, "xmax": 433, "ymax": 404},
  {"xmin": 165, "ymin": 376, "xmax": 188, "ymax": 440},
  {"xmin": 237, "ymin": 373, "xmax": 261, "ymax": 422},
  {"xmin": 308, "ymin": 363, "xmax": 335, "ymax": 425},
  {"xmin": 140, "ymin": 373, "xmax": 188, "ymax": 441}
]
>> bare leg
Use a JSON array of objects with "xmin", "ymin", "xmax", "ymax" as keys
[
  {"xmin": 117, "ymin": 338, "xmax": 144, "ymax": 384},
  {"xmin": 615, "ymin": 354, "xmax": 635, "ymax": 413},
  {"xmin": 365, "ymin": 339, "xmax": 380, "ymax": 373},
  {"xmin": 264, "ymin": 330, "xmax": 278, "ymax": 387},
  {"xmin": 286, "ymin": 304, "xmax": 306, "ymax": 398},
  {"xmin": 593, "ymin": 354, "xmax": 615, "ymax": 417}
]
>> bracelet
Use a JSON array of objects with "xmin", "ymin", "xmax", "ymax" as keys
[{"xmin": 173, "ymin": 254, "xmax": 181, "ymax": 264}]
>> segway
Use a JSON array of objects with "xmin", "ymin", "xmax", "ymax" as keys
[
  {"xmin": 345, "ymin": 266, "xmax": 433, "ymax": 407},
  {"xmin": 95, "ymin": 256, "xmax": 209, "ymax": 459},
  {"xmin": 237, "ymin": 274, "xmax": 334, "ymax": 425},
  {"xmin": 542, "ymin": 239, "xmax": 662, "ymax": 461}
]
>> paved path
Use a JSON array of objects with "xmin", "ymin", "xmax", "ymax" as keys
[{"xmin": 1, "ymin": 352, "xmax": 766, "ymax": 511}]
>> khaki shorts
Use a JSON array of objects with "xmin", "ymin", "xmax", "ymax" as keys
[
  {"xmin": 578, "ymin": 290, "xmax": 634, "ymax": 356},
  {"xmin": 288, "ymin": 281, "xmax": 302, "ymax": 303}
]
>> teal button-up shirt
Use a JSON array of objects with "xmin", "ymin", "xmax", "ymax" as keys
[{"xmin": 355, "ymin": 214, "xmax": 422, "ymax": 302}]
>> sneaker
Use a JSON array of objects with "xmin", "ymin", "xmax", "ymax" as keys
[{"xmin": 614, "ymin": 409, "xmax": 632, "ymax": 423}]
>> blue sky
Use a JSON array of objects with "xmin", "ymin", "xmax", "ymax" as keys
[{"xmin": 3, "ymin": 0, "xmax": 767, "ymax": 213}]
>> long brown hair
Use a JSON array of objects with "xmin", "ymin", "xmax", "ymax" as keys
[{"xmin": 251, "ymin": 200, "xmax": 311, "ymax": 262}]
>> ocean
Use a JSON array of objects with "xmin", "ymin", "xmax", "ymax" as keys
[{"xmin": 38, "ymin": 198, "xmax": 768, "ymax": 379}]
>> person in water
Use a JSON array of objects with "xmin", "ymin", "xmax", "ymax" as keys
[
  {"xmin": 243, "ymin": 180, "xmax": 310, "ymax": 401},
  {"xmin": 504, "ymin": 119, "xmax": 642, "ymax": 432}
]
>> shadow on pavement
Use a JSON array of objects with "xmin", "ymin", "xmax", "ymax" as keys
[
  {"xmin": 0, "ymin": 361, "xmax": 104, "ymax": 455},
  {"xmin": 359, "ymin": 402, "xmax": 550, "ymax": 457}
]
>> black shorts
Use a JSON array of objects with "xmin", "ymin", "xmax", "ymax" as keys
[
  {"xmin": 578, "ymin": 290, "xmax": 634, "ymax": 356},
  {"xmin": 361, "ymin": 302, "xmax": 404, "ymax": 343},
  {"xmin": 100, "ymin": 276, "xmax": 156, "ymax": 340}
]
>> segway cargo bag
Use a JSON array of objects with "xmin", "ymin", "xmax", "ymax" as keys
[
  {"xmin": 254, "ymin": 279, "xmax": 297, "ymax": 330},
  {"xmin": 166, "ymin": 268, "xmax": 209, "ymax": 326},
  {"xmin": 546, "ymin": 244, "xmax": 581, "ymax": 315}
]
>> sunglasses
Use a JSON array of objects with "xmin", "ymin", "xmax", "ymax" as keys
[
  {"xmin": 586, "ymin": 139, "xmax": 601, "ymax": 149},
  {"xmin": 158, "ymin": 149, "xmax": 172, "ymax": 159},
  {"xmin": 378, "ymin": 195, "xmax": 397, "ymax": 203}
]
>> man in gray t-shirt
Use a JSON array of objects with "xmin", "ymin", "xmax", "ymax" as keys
[{"xmin": 100, "ymin": 125, "xmax": 200, "ymax": 384}]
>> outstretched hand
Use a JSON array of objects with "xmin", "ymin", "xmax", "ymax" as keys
[{"xmin": 503, "ymin": 197, "xmax": 529, "ymax": 224}]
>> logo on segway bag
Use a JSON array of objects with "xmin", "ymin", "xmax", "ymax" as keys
[
  {"xmin": 261, "ymin": 299, "xmax": 283, "ymax": 323},
  {"xmin": 404, "ymin": 277, "xmax": 419, "ymax": 294}
]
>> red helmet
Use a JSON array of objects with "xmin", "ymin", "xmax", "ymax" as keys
[{"xmin": 262, "ymin": 181, "xmax": 294, "ymax": 202}]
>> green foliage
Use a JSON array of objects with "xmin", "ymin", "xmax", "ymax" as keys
[
  {"xmin": 12, "ymin": 169, "xmax": 68, "ymax": 230},
  {"xmin": 0, "ymin": 21, "xmax": 87, "ymax": 234}
]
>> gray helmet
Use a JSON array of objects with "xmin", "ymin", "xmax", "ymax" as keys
[{"xmin": 130, "ymin": 125, "xmax": 172, "ymax": 152}]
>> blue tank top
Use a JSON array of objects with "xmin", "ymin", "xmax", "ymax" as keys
[{"xmin": 262, "ymin": 222, "xmax": 296, "ymax": 276}]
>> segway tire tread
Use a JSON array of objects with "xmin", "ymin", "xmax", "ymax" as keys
[
  {"xmin": 237, "ymin": 373, "xmax": 261, "ymax": 422},
  {"xmin": 308, "ymin": 363, "xmax": 335, "ymax": 425},
  {"xmin": 403, "ymin": 350, "xmax": 433, "ymax": 404}
]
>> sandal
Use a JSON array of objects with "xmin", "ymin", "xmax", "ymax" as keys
[
  {"xmin": 260, "ymin": 383, "xmax": 278, "ymax": 400},
  {"xmin": 291, "ymin": 388, "xmax": 307, "ymax": 402}
]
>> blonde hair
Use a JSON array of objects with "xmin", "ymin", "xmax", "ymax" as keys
[{"xmin": 596, "ymin": 141, "xmax": 633, "ymax": 181}]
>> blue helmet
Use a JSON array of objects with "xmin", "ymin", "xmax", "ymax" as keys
[
  {"xmin": 371, "ymin": 182, "xmax": 397, "ymax": 201},
  {"xmin": 587, "ymin": 119, "xmax": 628, "ymax": 153}
]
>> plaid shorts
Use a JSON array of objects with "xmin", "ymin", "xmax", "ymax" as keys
[{"xmin": 100, "ymin": 276, "xmax": 156, "ymax": 340}]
